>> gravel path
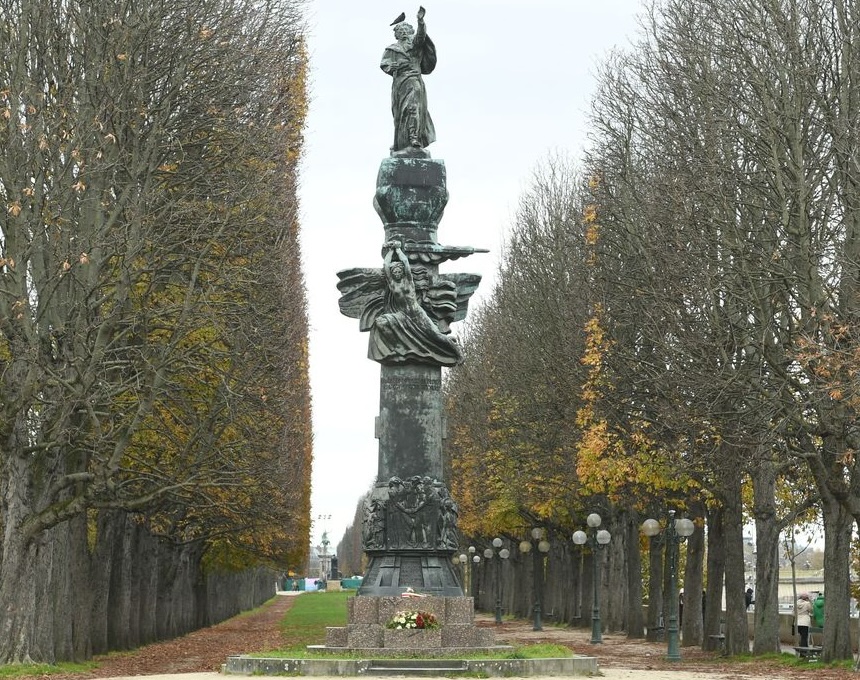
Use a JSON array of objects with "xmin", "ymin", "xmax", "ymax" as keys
[{"xmin": 32, "ymin": 592, "xmax": 854, "ymax": 680}]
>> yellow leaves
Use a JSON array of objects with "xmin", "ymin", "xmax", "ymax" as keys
[
  {"xmin": 72, "ymin": 179, "xmax": 86, "ymax": 193},
  {"xmin": 7, "ymin": 201, "xmax": 21, "ymax": 216},
  {"xmin": 582, "ymin": 203, "xmax": 601, "ymax": 265}
]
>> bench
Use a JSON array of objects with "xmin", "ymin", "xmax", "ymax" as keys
[
  {"xmin": 647, "ymin": 625, "xmax": 665, "ymax": 641},
  {"xmin": 708, "ymin": 634, "xmax": 726, "ymax": 655},
  {"xmin": 794, "ymin": 646, "xmax": 822, "ymax": 661}
]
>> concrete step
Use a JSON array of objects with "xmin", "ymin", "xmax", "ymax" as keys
[{"xmin": 367, "ymin": 659, "xmax": 469, "ymax": 676}]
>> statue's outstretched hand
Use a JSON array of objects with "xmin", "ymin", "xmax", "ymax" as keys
[{"xmin": 417, "ymin": 6, "xmax": 425, "ymax": 21}]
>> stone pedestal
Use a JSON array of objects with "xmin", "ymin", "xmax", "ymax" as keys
[
  {"xmin": 373, "ymin": 158, "xmax": 448, "ymax": 244},
  {"xmin": 319, "ymin": 595, "xmax": 506, "ymax": 655}
]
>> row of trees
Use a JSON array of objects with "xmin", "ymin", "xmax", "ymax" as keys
[
  {"xmin": 445, "ymin": 0, "xmax": 859, "ymax": 662},
  {"xmin": 0, "ymin": 0, "xmax": 312, "ymax": 663}
]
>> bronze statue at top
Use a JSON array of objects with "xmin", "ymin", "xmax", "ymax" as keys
[{"xmin": 381, "ymin": 7, "xmax": 436, "ymax": 157}]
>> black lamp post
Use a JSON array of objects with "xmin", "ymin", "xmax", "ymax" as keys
[
  {"xmin": 468, "ymin": 546, "xmax": 477, "ymax": 595},
  {"xmin": 641, "ymin": 510, "xmax": 695, "ymax": 661},
  {"xmin": 573, "ymin": 512, "xmax": 612, "ymax": 644},
  {"xmin": 483, "ymin": 537, "xmax": 511, "ymax": 625},
  {"xmin": 519, "ymin": 527, "xmax": 550, "ymax": 631},
  {"xmin": 457, "ymin": 552, "xmax": 468, "ymax": 594}
]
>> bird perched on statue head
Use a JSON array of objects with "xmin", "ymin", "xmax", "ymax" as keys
[{"xmin": 390, "ymin": 12, "xmax": 406, "ymax": 26}]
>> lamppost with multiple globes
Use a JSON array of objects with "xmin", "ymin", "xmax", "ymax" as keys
[
  {"xmin": 483, "ymin": 537, "xmax": 511, "ymax": 624},
  {"xmin": 468, "ymin": 545, "xmax": 479, "ymax": 595},
  {"xmin": 572, "ymin": 513, "xmax": 612, "ymax": 644},
  {"xmin": 519, "ymin": 527, "xmax": 551, "ymax": 631},
  {"xmin": 641, "ymin": 510, "xmax": 695, "ymax": 662},
  {"xmin": 457, "ymin": 548, "xmax": 481, "ymax": 596}
]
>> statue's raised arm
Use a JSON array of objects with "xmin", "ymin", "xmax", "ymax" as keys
[{"xmin": 381, "ymin": 7, "xmax": 437, "ymax": 157}]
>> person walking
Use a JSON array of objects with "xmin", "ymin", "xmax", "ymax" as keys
[{"xmin": 796, "ymin": 592, "xmax": 813, "ymax": 648}]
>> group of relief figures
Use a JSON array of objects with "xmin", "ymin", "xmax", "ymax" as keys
[{"xmin": 363, "ymin": 476, "xmax": 459, "ymax": 551}]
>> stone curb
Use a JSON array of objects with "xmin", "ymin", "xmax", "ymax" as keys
[{"xmin": 224, "ymin": 654, "xmax": 599, "ymax": 677}]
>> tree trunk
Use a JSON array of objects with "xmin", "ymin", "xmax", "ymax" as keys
[
  {"xmin": 751, "ymin": 458, "xmax": 782, "ymax": 654},
  {"xmin": 681, "ymin": 514, "xmax": 704, "ymax": 647},
  {"xmin": 703, "ymin": 506, "xmax": 725, "ymax": 648},
  {"xmin": 581, "ymin": 551, "xmax": 595, "ymax": 630},
  {"xmin": 0, "ymin": 534, "xmax": 42, "ymax": 662},
  {"xmin": 39, "ymin": 516, "xmax": 92, "ymax": 661},
  {"xmin": 137, "ymin": 528, "xmax": 159, "ymax": 645},
  {"xmin": 0, "ymin": 451, "xmax": 46, "ymax": 663},
  {"xmin": 605, "ymin": 514, "xmax": 627, "ymax": 632},
  {"xmin": 625, "ymin": 512, "xmax": 645, "ymax": 639},
  {"xmin": 722, "ymin": 469, "xmax": 750, "ymax": 655},
  {"xmin": 106, "ymin": 514, "xmax": 135, "ymax": 650},
  {"xmin": 90, "ymin": 511, "xmax": 119, "ymax": 654},
  {"xmin": 821, "ymin": 494, "xmax": 853, "ymax": 660},
  {"xmin": 542, "ymin": 544, "xmax": 562, "ymax": 624},
  {"xmin": 645, "ymin": 534, "xmax": 664, "ymax": 641}
]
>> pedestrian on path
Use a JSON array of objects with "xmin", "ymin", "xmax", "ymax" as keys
[{"xmin": 796, "ymin": 592, "xmax": 813, "ymax": 648}]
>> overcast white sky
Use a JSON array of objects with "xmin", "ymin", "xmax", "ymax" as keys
[{"xmin": 299, "ymin": 1, "xmax": 644, "ymax": 554}]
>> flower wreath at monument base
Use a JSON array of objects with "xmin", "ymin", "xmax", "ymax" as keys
[{"xmin": 385, "ymin": 610, "xmax": 440, "ymax": 630}]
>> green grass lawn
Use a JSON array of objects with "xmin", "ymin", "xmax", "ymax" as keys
[
  {"xmin": 0, "ymin": 662, "xmax": 98, "ymax": 678},
  {"xmin": 279, "ymin": 590, "xmax": 351, "ymax": 649}
]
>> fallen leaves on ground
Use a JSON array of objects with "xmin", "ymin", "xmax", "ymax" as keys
[{"xmin": 39, "ymin": 594, "xmax": 295, "ymax": 680}]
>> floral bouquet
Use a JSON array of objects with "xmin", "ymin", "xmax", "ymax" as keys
[{"xmin": 385, "ymin": 610, "xmax": 440, "ymax": 630}]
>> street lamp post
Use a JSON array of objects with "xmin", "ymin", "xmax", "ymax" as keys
[
  {"xmin": 458, "ymin": 553, "xmax": 468, "ymax": 594},
  {"xmin": 483, "ymin": 537, "xmax": 511, "ymax": 625},
  {"xmin": 468, "ymin": 546, "xmax": 477, "ymax": 595},
  {"xmin": 573, "ymin": 513, "xmax": 612, "ymax": 644},
  {"xmin": 641, "ymin": 510, "xmax": 695, "ymax": 662},
  {"xmin": 519, "ymin": 528, "xmax": 551, "ymax": 631}
]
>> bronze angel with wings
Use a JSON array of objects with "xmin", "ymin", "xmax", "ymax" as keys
[{"xmin": 337, "ymin": 240, "xmax": 480, "ymax": 367}]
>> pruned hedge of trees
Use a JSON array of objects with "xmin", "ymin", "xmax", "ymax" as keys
[
  {"xmin": 445, "ymin": 0, "xmax": 860, "ymax": 663},
  {"xmin": 0, "ymin": 0, "xmax": 311, "ymax": 663}
]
